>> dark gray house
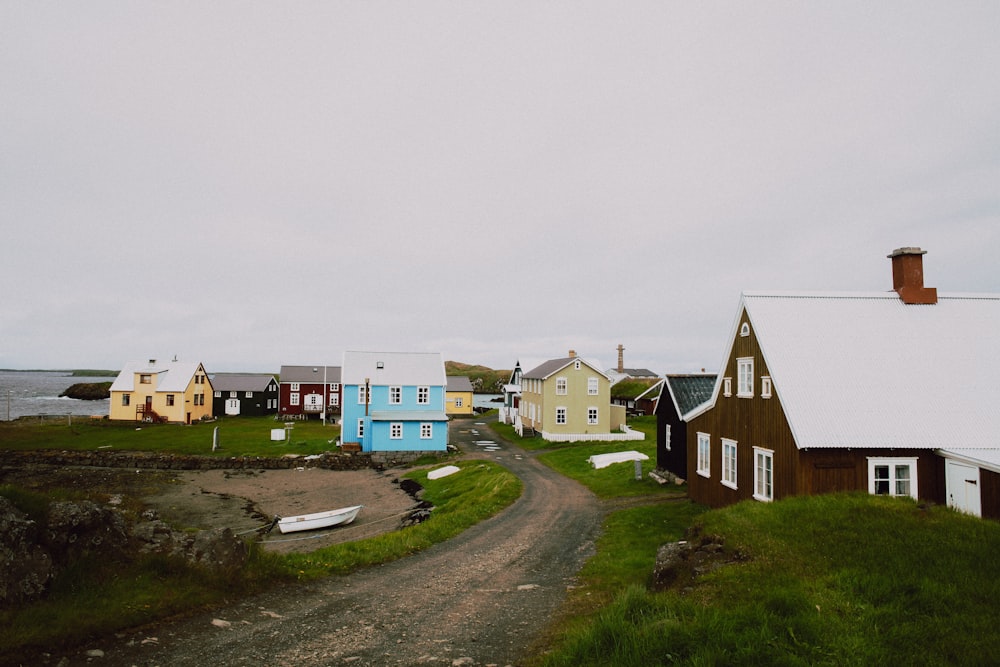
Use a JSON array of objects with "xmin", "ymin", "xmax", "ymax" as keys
[{"xmin": 211, "ymin": 374, "xmax": 279, "ymax": 417}]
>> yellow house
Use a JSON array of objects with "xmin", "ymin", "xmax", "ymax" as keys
[
  {"xmin": 518, "ymin": 351, "xmax": 613, "ymax": 440},
  {"xmin": 445, "ymin": 375, "xmax": 475, "ymax": 416},
  {"xmin": 109, "ymin": 359, "xmax": 213, "ymax": 424}
]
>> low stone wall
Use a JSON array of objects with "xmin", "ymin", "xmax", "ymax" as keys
[
  {"xmin": 0, "ymin": 447, "xmax": 449, "ymax": 472},
  {"xmin": 0, "ymin": 449, "xmax": 375, "ymax": 471}
]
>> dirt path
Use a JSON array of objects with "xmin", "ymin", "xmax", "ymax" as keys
[{"xmin": 64, "ymin": 417, "xmax": 603, "ymax": 666}]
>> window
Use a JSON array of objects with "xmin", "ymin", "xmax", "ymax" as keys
[
  {"xmin": 357, "ymin": 419, "xmax": 365, "ymax": 438},
  {"xmin": 740, "ymin": 321, "xmax": 750, "ymax": 337},
  {"xmin": 696, "ymin": 433, "xmax": 710, "ymax": 477},
  {"xmin": 587, "ymin": 407, "xmax": 598, "ymax": 425},
  {"xmin": 389, "ymin": 386, "xmax": 402, "ymax": 404},
  {"xmin": 417, "ymin": 387, "xmax": 429, "ymax": 404},
  {"xmin": 556, "ymin": 378, "xmax": 567, "ymax": 395},
  {"xmin": 574, "ymin": 360, "xmax": 581, "ymax": 370},
  {"xmin": 230, "ymin": 391, "xmax": 238, "ymax": 398},
  {"xmin": 737, "ymin": 358, "xmax": 754, "ymax": 398},
  {"xmin": 214, "ymin": 391, "xmax": 221, "ymax": 398},
  {"xmin": 290, "ymin": 383, "xmax": 300, "ymax": 391},
  {"xmin": 122, "ymin": 394, "xmax": 131, "ymax": 407},
  {"xmin": 455, "ymin": 397, "xmax": 463, "ymax": 408},
  {"xmin": 868, "ymin": 457, "xmax": 918, "ymax": 499},
  {"xmin": 722, "ymin": 439, "xmax": 738, "ymax": 489},
  {"xmin": 663, "ymin": 424, "xmax": 672, "ymax": 451},
  {"xmin": 246, "ymin": 391, "xmax": 253, "ymax": 398},
  {"xmin": 753, "ymin": 447, "xmax": 774, "ymax": 502},
  {"xmin": 556, "ymin": 407, "xmax": 567, "ymax": 424},
  {"xmin": 329, "ymin": 393, "xmax": 338, "ymax": 406},
  {"xmin": 420, "ymin": 422, "xmax": 433, "ymax": 439},
  {"xmin": 390, "ymin": 422, "xmax": 403, "ymax": 439},
  {"xmin": 140, "ymin": 374, "xmax": 151, "ymax": 384},
  {"xmin": 331, "ymin": 383, "xmax": 340, "ymax": 392},
  {"xmin": 761, "ymin": 376, "xmax": 772, "ymax": 399},
  {"xmin": 588, "ymin": 377, "xmax": 599, "ymax": 395},
  {"xmin": 358, "ymin": 386, "xmax": 367, "ymax": 404},
  {"xmin": 166, "ymin": 395, "xmax": 175, "ymax": 407},
  {"xmin": 290, "ymin": 392, "xmax": 300, "ymax": 406},
  {"xmin": 723, "ymin": 377, "xmax": 732, "ymax": 397}
]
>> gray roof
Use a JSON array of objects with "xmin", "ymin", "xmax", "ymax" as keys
[
  {"xmin": 697, "ymin": 290, "xmax": 1000, "ymax": 450},
  {"xmin": 279, "ymin": 365, "xmax": 341, "ymax": 383},
  {"xmin": 523, "ymin": 356, "xmax": 607, "ymax": 380},
  {"xmin": 210, "ymin": 374, "xmax": 277, "ymax": 392},
  {"xmin": 446, "ymin": 376, "xmax": 474, "ymax": 392}
]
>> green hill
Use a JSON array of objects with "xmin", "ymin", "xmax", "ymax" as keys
[{"xmin": 445, "ymin": 361, "xmax": 510, "ymax": 394}]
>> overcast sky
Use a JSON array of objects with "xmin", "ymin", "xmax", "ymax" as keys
[{"xmin": 2, "ymin": 2, "xmax": 998, "ymax": 376}]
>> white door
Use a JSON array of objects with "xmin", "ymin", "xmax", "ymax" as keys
[
  {"xmin": 225, "ymin": 398, "xmax": 240, "ymax": 416},
  {"xmin": 946, "ymin": 459, "xmax": 981, "ymax": 517}
]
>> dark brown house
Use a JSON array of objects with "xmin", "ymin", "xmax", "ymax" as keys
[
  {"xmin": 686, "ymin": 248, "xmax": 1000, "ymax": 519},
  {"xmin": 653, "ymin": 374, "xmax": 716, "ymax": 481}
]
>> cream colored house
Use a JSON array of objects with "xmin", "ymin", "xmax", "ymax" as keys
[
  {"xmin": 109, "ymin": 359, "xmax": 213, "ymax": 424},
  {"xmin": 518, "ymin": 350, "xmax": 640, "ymax": 442}
]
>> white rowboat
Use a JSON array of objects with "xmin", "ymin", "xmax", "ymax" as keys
[{"xmin": 276, "ymin": 505, "xmax": 363, "ymax": 534}]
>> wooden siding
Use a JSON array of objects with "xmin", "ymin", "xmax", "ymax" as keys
[
  {"xmin": 982, "ymin": 469, "xmax": 1000, "ymax": 521},
  {"xmin": 655, "ymin": 402, "xmax": 688, "ymax": 479}
]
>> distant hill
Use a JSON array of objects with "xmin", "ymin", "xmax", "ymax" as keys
[{"xmin": 445, "ymin": 361, "xmax": 511, "ymax": 394}]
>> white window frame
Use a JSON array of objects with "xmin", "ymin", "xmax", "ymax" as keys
[
  {"xmin": 330, "ymin": 393, "xmax": 339, "ymax": 406},
  {"xmin": 740, "ymin": 321, "xmax": 750, "ymax": 337},
  {"xmin": 723, "ymin": 377, "xmax": 732, "ymax": 398},
  {"xmin": 455, "ymin": 397, "xmax": 463, "ymax": 408},
  {"xmin": 230, "ymin": 391, "xmax": 238, "ymax": 398},
  {"xmin": 761, "ymin": 376, "xmax": 772, "ymax": 399},
  {"xmin": 357, "ymin": 418, "xmax": 365, "ymax": 438},
  {"xmin": 555, "ymin": 407, "xmax": 567, "ymax": 424},
  {"xmin": 588, "ymin": 377, "xmax": 599, "ymax": 395},
  {"xmin": 753, "ymin": 447, "xmax": 774, "ymax": 502},
  {"xmin": 587, "ymin": 407, "xmax": 598, "ymax": 425},
  {"xmin": 556, "ymin": 377, "xmax": 568, "ymax": 395},
  {"xmin": 290, "ymin": 392, "xmax": 300, "ymax": 406},
  {"xmin": 390, "ymin": 422, "xmax": 403, "ymax": 439},
  {"xmin": 389, "ymin": 386, "xmax": 402, "ymax": 404},
  {"xmin": 868, "ymin": 457, "xmax": 918, "ymax": 499},
  {"xmin": 721, "ymin": 438, "xmax": 738, "ymax": 489},
  {"xmin": 417, "ymin": 386, "xmax": 430, "ymax": 404},
  {"xmin": 420, "ymin": 422, "xmax": 433, "ymax": 439},
  {"xmin": 245, "ymin": 391, "xmax": 253, "ymax": 398},
  {"xmin": 358, "ymin": 386, "xmax": 367, "ymax": 405},
  {"xmin": 290, "ymin": 383, "xmax": 300, "ymax": 391},
  {"xmin": 214, "ymin": 391, "xmax": 221, "ymax": 398},
  {"xmin": 696, "ymin": 432, "xmax": 711, "ymax": 477},
  {"xmin": 737, "ymin": 358, "xmax": 754, "ymax": 398}
]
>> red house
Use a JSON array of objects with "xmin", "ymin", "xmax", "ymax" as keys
[{"xmin": 278, "ymin": 365, "xmax": 342, "ymax": 421}]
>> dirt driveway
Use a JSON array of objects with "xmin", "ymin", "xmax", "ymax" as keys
[{"xmin": 57, "ymin": 416, "xmax": 603, "ymax": 666}]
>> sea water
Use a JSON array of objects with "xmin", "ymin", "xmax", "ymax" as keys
[{"xmin": 0, "ymin": 370, "xmax": 115, "ymax": 421}]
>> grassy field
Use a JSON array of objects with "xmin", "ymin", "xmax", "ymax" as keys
[
  {"xmin": 0, "ymin": 415, "xmax": 341, "ymax": 457},
  {"xmin": 533, "ymin": 493, "xmax": 1000, "ymax": 667}
]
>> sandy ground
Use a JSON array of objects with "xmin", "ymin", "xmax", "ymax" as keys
[{"xmin": 143, "ymin": 467, "xmax": 421, "ymax": 554}]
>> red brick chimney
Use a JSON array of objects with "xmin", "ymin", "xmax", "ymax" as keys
[{"xmin": 888, "ymin": 247, "xmax": 937, "ymax": 305}]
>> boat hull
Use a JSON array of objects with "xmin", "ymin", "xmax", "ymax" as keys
[{"xmin": 277, "ymin": 505, "xmax": 363, "ymax": 534}]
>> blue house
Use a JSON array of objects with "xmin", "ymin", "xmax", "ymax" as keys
[{"xmin": 341, "ymin": 351, "xmax": 449, "ymax": 452}]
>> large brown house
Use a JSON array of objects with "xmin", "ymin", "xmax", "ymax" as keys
[{"xmin": 686, "ymin": 248, "xmax": 1000, "ymax": 519}]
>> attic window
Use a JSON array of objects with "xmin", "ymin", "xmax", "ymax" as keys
[
  {"xmin": 376, "ymin": 361, "xmax": 384, "ymax": 369},
  {"xmin": 723, "ymin": 377, "xmax": 732, "ymax": 397},
  {"xmin": 761, "ymin": 376, "xmax": 772, "ymax": 399},
  {"xmin": 740, "ymin": 322, "xmax": 750, "ymax": 337},
  {"xmin": 574, "ymin": 360, "xmax": 581, "ymax": 370},
  {"xmin": 140, "ymin": 374, "xmax": 151, "ymax": 384}
]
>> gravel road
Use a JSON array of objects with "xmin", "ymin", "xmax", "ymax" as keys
[{"xmin": 59, "ymin": 416, "xmax": 602, "ymax": 667}]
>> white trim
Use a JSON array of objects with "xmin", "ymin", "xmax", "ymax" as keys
[
  {"xmin": 696, "ymin": 432, "xmax": 711, "ymax": 478},
  {"xmin": 721, "ymin": 438, "xmax": 738, "ymax": 489},
  {"xmin": 753, "ymin": 446, "xmax": 774, "ymax": 502},
  {"xmin": 737, "ymin": 358, "xmax": 754, "ymax": 398},
  {"xmin": 867, "ymin": 457, "xmax": 918, "ymax": 499}
]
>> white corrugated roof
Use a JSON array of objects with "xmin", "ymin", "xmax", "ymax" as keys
[
  {"xmin": 737, "ymin": 291, "xmax": 1000, "ymax": 450},
  {"xmin": 342, "ymin": 351, "xmax": 446, "ymax": 387},
  {"xmin": 110, "ymin": 360, "xmax": 205, "ymax": 393}
]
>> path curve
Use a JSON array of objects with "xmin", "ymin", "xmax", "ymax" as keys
[{"xmin": 78, "ymin": 416, "xmax": 602, "ymax": 667}]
